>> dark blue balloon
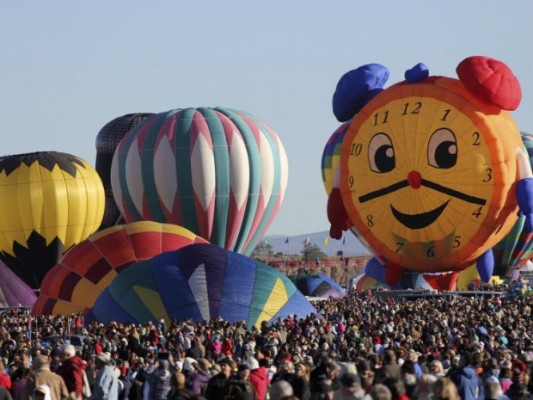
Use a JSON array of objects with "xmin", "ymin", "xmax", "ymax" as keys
[
  {"xmin": 405, "ymin": 63, "xmax": 429, "ymax": 83},
  {"xmin": 332, "ymin": 64, "xmax": 389, "ymax": 122}
]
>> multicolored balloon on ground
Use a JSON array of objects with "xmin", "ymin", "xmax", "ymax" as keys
[
  {"xmin": 32, "ymin": 221, "xmax": 208, "ymax": 316},
  {"xmin": 95, "ymin": 113, "xmax": 155, "ymax": 230},
  {"xmin": 0, "ymin": 260, "xmax": 36, "ymax": 308},
  {"xmin": 0, "ymin": 152, "xmax": 104, "ymax": 288},
  {"xmin": 85, "ymin": 243, "xmax": 317, "ymax": 327},
  {"xmin": 110, "ymin": 107, "xmax": 289, "ymax": 255},
  {"xmin": 292, "ymin": 272, "xmax": 346, "ymax": 298},
  {"xmin": 493, "ymin": 133, "xmax": 533, "ymax": 278}
]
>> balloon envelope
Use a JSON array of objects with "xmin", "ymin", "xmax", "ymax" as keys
[
  {"xmin": 85, "ymin": 243, "xmax": 317, "ymax": 327},
  {"xmin": 110, "ymin": 107, "xmax": 289, "ymax": 255},
  {"xmin": 321, "ymin": 122, "xmax": 350, "ymax": 195},
  {"xmin": 0, "ymin": 152, "xmax": 105, "ymax": 288},
  {"xmin": 0, "ymin": 260, "xmax": 36, "ymax": 308},
  {"xmin": 95, "ymin": 113, "xmax": 155, "ymax": 230},
  {"xmin": 292, "ymin": 272, "xmax": 346, "ymax": 298},
  {"xmin": 32, "ymin": 221, "xmax": 208, "ymax": 316},
  {"xmin": 493, "ymin": 133, "xmax": 533, "ymax": 277}
]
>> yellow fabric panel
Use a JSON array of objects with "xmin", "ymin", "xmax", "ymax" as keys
[
  {"xmin": 166, "ymin": 224, "xmax": 198, "ymax": 240},
  {"xmin": 96, "ymin": 271, "xmax": 119, "ymax": 294},
  {"xmin": 90, "ymin": 224, "xmax": 124, "ymax": 241},
  {"xmin": 254, "ymin": 278, "xmax": 288, "ymax": 328},
  {"xmin": 0, "ymin": 159, "xmax": 104, "ymax": 254},
  {"xmin": 54, "ymin": 299, "xmax": 91, "ymax": 315},
  {"xmin": 456, "ymin": 264, "xmax": 479, "ymax": 290},
  {"xmin": 69, "ymin": 279, "xmax": 105, "ymax": 313},
  {"xmin": 133, "ymin": 286, "xmax": 167, "ymax": 319},
  {"xmin": 125, "ymin": 221, "xmax": 161, "ymax": 235}
]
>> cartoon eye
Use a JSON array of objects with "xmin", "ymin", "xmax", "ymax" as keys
[
  {"xmin": 428, "ymin": 128, "xmax": 457, "ymax": 169},
  {"xmin": 368, "ymin": 133, "xmax": 395, "ymax": 173}
]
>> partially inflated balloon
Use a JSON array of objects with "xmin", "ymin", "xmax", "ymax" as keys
[
  {"xmin": 111, "ymin": 107, "xmax": 289, "ymax": 255},
  {"xmin": 321, "ymin": 122, "xmax": 350, "ymax": 195},
  {"xmin": 95, "ymin": 113, "xmax": 155, "ymax": 230},
  {"xmin": 493, "ymin": 133, "xmax": 533, "ymax": 277},
  {"xmin": 0, "ymin": 152, "xmax": 104, "ymax": 288},
  {"xmin": 32, "ymin": 221, "xmax": 208, "ymax": 316},
  {"xmin": 292, "ymin": 272, "xmax": 346, "ymax": 298},
  {"xmin": 0, "ymin": 260, "xmax": 36, "ymax": 308},
  {"xmin": 85, "ymin": 243, "xmax": 317, "ymax": 327}
]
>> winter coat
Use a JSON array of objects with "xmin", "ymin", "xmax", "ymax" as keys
[
  {"xmin": 249, "ymin": 367, "xmax": 269, "ymax": 400},
  {"xmin": 56, "ymin": 355, "xmax": 87, "ymax": 397}
]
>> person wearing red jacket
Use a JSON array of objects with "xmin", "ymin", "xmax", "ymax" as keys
[
  {"xmin": 248, "ymin": 358, "xmax": 269, "ymax": 400},
  {"xmin": 0, "ymin": 358, "xmax": 11, "ymax": 391},
  {"xmin": 56, "ymin": 344, "xmax": 87, "ymax": 400}
]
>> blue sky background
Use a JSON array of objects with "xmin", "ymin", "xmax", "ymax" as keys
[{"xmin": 2, "ymin": 1, "xmax": 531, "ymax": 237}]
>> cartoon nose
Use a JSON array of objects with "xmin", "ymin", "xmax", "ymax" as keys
[{"xmin": 408, "ymin": 171, "xmax": 422, "ymax": 189}]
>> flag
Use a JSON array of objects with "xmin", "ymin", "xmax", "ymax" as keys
[
  {"xmin": 323, "ymin": 237, "xmax": 329, "ymax": 246},
  {"xmin": 285, "ymin": 237, "xmax": 289, "ymax": 244}
]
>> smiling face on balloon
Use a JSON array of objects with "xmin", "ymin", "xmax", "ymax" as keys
[{"xmin": 339, "ymin": 75, "xmax": 522, "ymax": 273}]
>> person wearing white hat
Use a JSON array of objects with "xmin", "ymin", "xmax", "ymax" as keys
[
  {"xmin": 89, "ymin": 353, "xmax": 120, "ymax": 400},
  {"xmin": 33, "ymin": 384, "xmax": 52, "ymax": 400}
]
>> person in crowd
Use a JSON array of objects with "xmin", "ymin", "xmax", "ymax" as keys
[
  {"xmin": 375, "ymin": 350, "xmax": 401, "ymax": 383},
  {"xmin": 0, "ymin": 359, "xmax": 12, "ymax": 391},
  {"xmin": 56, "ymin": 344, "xmax": 87, "ymax": 400},
  {"xmin": 146, "ymin": 360, "xmax": 172, "ymax": 400},
  {"xmin": 24, "ymin": 355, "xmax": 69, "ymax": 400},
  {"xmin": 447, "ymin": 354, "xmax": 481, "ymax": 400},
  {"xmin": 268, "ymin": 380, "xmax": 293, "ymax": 400},
  {"xmin": 292, "ymin": 362, "xmax": 311, "ymax": 400},
  {"xmin": 484, "ymin": 379, "xmax": 510, "ymax": 400},
  {"xmin": 368, "ymin": 384, "xmax": 391, "ymax": 400},
  {"xmin": 204, "ymin": 357, "xmax": 234, "ymax": 400},
  {"xmin": 332, "ymin": 373, "xmax": 369, "ymax": 400},
  {"xmin": 247, "ymin": 358, "xmax": 268, "ymax": 400},
  {"xmin": 89, "ymin": 353, "xmax": 119, "ymax": 400},
  {"xmin": 168, "ymin": 372, "xmax": 193, "ymax": 400},
  {"xmin": 505, "ymin": 359, "xmax": 530, "ymax": 400},
  {"xmin": 433, "ymin": 377, "xmax": 460, "ymax": 400},
  {"xmin": 188, "ymin": 358, "xmax": 212, "ymax": 396}
]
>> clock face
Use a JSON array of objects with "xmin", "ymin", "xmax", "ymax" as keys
[{"xmin": 340, "ymin": 78, "xmax": 520, "ymax": 272}]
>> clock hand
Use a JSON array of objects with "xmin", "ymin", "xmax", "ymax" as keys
[
  {"xmin": 358, "ymin": 180, "xmax": 409, "ymax": 203},
  {"xmin": 421, "ymin": 179, "xmax": 486, "ymax": 205},
  {"xmin": 358, "ymin": 177, "xmax": 487, "ymax": 205}
]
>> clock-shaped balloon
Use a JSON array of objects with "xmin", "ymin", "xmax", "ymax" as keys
[{"xmin": 327, "ymin": 56, "xmax": 533, "ymax": 285}]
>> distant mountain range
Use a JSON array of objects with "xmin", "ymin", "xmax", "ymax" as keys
[{"xmin": 263, "ymin": 230, "xmax": 372, "ymax": 257}]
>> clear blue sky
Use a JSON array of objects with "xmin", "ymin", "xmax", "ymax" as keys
[{"xmin": 2, "ymin": 1, "xmax": 531, "ymax": 237}]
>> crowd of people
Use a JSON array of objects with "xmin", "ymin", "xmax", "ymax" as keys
[{"xmin": 0, "ymin": 281, "xmax": 531, "ymax": 400}]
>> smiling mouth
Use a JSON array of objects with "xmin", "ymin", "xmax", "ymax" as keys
[{"xmin": 390, "ymin": 200, "xmax": 450, "ymax": 229}]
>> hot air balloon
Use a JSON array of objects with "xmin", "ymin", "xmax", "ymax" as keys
[
  {"xmin": 95, "ymin": 113, "xmax": 155, "ymax": 230},
  {"xmin": 0, "ymin": 260, "xmax": 36, "ymax": 308},
  {"xmin": 321, "ymin": 122, "xmax": 350, "ymax": 195},
  {"xmin": 493, "ymin": 133, "xmax": 533, "ymax": 278},
  {"xmin": 32, "ymin": 221, "xmax": 208, "ymax": 316},
  {"xmin": 110, "ymin": 107, "xmax": 289, "ymax": 255},
  {"xmin": 328, "ymin": 56, "xmax": 530, "ymax": 285},
  {"xmin": 292, "ymin": 272, "xmax": 346, "ymax": 298},
  {"xmin": 0, "ymin": 152, "xmax": 105, "ymax": 288},
  {"xmin": 85, "ymin": 243, "xmax": 318, "ymax": 327}
]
